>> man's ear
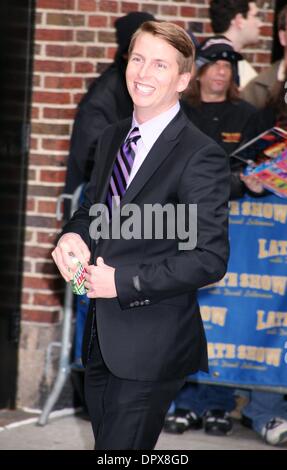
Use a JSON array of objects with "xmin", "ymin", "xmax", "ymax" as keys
[
  {"xmin": 278, "ymin": 29, "xmax": 287, "ymax": 48},
  {"xmin": 177, "ymin": 72, "xmax": 192, "ymax": 93},
  {"xmin": 231, "ymin": 13, "xmax": 244, "ymax": 30}
]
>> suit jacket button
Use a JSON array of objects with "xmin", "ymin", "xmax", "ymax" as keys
[
  {"xmin": 130, "ymin": 302, "xmax": 135, "ymax": 307},
  {"xmin": 144, "ymin": 299, "xmax": 150, "ymax": 305},
  {"xmin": 134, "ymin": 301, "xmax": 140, "ymax": 306}
]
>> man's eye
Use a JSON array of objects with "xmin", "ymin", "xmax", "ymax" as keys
[
  {"xmin": 156, "ymin": 62, "xmax": 167, "ymax": 69},
  {"xmin": 131, "ymin": 56, "xmax": 141, "ymax": 63}
]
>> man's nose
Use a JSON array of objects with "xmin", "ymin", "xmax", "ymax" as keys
[{"xmin": 138, "ymin": 62, "xmax": 151, "ymax": 78}]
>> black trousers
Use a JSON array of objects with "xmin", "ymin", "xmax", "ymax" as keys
[{"xmin": 84, "ymin": 331, "xmax": 185, "ymax": 450}]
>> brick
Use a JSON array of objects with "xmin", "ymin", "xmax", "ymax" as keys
[
  {"xmin": 25, "ymin": 230, "xmax": 34, "ymax": 242},
  {"xmin": 99, "ymin": 1, "xmax": 118, "ymax": 13},
  {"xmin": 31, "ymin": 108, "xmax": 40, "ymax": 120},
  {"xmin": 98, "ymin": 31, "xmax": 116, "ymax": 43},
  {"xmin": 42, "ymin": 137, "xmax": 71, "ymax": 151},
  {"xmin": 75, "ymin": 62, "xmax": 94, "ymax": 73},
  {"xmin": 40, "ymin": 169, "xmax": 66, "ymax": 184},
  {"xmin": 33, "ymin": 91, "xmax": 71, "ymax": 104},
  {"xmin": 23, "ymin": 260, "xmax": 32, "ymax": 272},
  {"xmin": 33, "ymin": 75, "xmax": 41, "ymax": 87},
  {"xmin": 26, "ymin": 215, "xmax": 61, "ymax": 229},
  {"xmin": 46, "ymin": 13, "xmax": 85, "ymax": 27},
  {"xmin": 86, "ymin": 46, "xmax": 106, "ymax": 58},
  {"xmin": 29, "ymin": 154, "xmax": 67, "ymax": 167},
  {"xmin": 35, "ymin": 29, "xmax": 73, "ymax": 42},
  {"xmin": 22, "ymin": 292, "xmax": 31, "ymax": 305},
  {"xmin": 107, "ymin": 47, "xmax": 117, "ymax": 59},
  {"xmin": 181, "ymin": 6, "xmax": 196, "ymax": 17},
  {"xmin": 30, "ymin": 137, "xmax": 39, "ymax": 150},
  {"xmin": 27, "ymin": 185, "xmax": 63, "ymax": 199},
  {"xmin": 25, "ymin": 245, "xmax": 53, "ymax": 258},
  {"xmin": 26, "ymin": 198, "xmax": 36, "ymax": 212},
  {"xmin": 43, "ymin": 108, "xmax": 75, "ymax": 120},
  {"xmin": 37, "ymin": 232, "xmax": 58, "ymax": 245},
  {"xmin": 22, "ymin": 309, "xmax": 61, "ymax": 323},
  {"xmin": 37, "ymin": 0, "xmax": 75, "ymax": 10},
  {"xmin": 31, "ymin": 122, "xmax": 70, "ymax": 135},
  {"xmin": 121, "ymin": 2, "xmax": 139, "ymax": 13},
  {"xmin": 44, "ymin": 76, "xmax": 82, "ymax": 89},
  {"xmin": 37, "ymin": 201, "xmax": 57, "ymax": 215},
  {"xmin": 160, "ymin": 5, "xmax": 178, "ymax": 16},
  {"xmin": 76, "ymin": 30, "xmax": 95, "ymax": 42},
  {"xmin": 46, "ymin": 44, "xmax": 84, "ymax": 58},
  {"xmin": 141, "ymin": 4, "xmax": 158, "ymax": 15},
  {"xmin": 88, "ymin": 15, "xmax": 108, "ymax": 27},
  {"xmin": 34, "ymin": 60, "xmax": 72, "ymax": 73},
  {"xmin": 23, "ymin": 276, "xmax": 62, "ymax": 290},
  {"xmin": 78, "ymin": 0, "xmax": 97, "ymax": 11},
  {"xmin": 73, "ymin": 93, "xmax": 85, "ymax": 104},
  {"xmin": 260, "ymin": 25, "xmax": 273, "ymax": 37}
]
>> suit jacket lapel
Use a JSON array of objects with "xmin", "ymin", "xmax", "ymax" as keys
[
  {"xmin": 97, "ymin": 118, "xmax": 132, "ymax": 204},
  {"xmin": 120, "ymin": 110, "xmax": 187, "ymax": 207}
]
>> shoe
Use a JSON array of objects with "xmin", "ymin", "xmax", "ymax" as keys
[
  {"xmin": 203, "ymin": 409, "xmax": 233, "ymax": 436},
  {"xmin": 163, "ymin": 408, "xmax": 202, "ymax": 434},
  {"xmin": 261, "ymin": 417, "xmax": 287, "ymax": 446},
  {"xmin": 241, "ymin": 414, "xmax": 253, "ymax": 429}
]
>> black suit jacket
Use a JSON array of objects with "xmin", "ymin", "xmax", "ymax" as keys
[{"xmin": 62, "ymin": 109, "xmax": 230, "ymax": 381}]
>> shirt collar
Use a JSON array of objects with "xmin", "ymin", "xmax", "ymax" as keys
[{"xmin": 130, "ymin": 102, "xmax": 180, "ymax": 153}]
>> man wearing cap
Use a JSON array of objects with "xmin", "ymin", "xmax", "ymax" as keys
[{"xmin": 183, "ymin": 36, "xmax": 258, "ymax": 198}]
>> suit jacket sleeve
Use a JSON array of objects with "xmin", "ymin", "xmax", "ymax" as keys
[{"xmin": 115, "ymin": 142, "xmax": 230, "ymax": 309}]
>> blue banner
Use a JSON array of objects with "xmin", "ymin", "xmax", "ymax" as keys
[{"xmin": 194, "ymin": 193, "xmax": 287, "ymax": 390}]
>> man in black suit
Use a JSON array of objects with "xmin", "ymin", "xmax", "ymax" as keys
[{"xmin": 52, "ymin": 21, "xmax": 230, "ymax": 450}]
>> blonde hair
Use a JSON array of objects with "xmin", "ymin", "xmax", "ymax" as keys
[{"xmin": 128, "ymin": 21, "xmax": 195, "ymax": 74}]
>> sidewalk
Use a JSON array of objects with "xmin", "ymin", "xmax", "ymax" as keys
[{"xmin": 0, "ymin": 409, "xmax": 283, "ymax": 450}]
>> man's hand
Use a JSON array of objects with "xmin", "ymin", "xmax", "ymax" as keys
[
  {"xmin": 84, "ymin": 257, "xmax": 117, "ymax": 299},
  {"xmin": 240, "ymin": 173, "xmax": 265, "ymax": 194},
  {"xmin": 52, "ymin": 233, "xmax": 90, "ymax": 282}
]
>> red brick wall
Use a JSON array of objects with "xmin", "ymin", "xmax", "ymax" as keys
[{"xmin": 23, "ymin": 0, "xmax": 276, "ymax": 326}]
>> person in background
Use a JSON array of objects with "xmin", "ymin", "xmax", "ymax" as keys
[
  {"xmin": 209, "ymin": 0, "xmax": 262, "ymax": 88},
  {"xmin": 165, "ymin": 36, "xmax": 260, "ymax": 437},
  {"xmin": 240, "ymin": 63, "xmax": 287, "ymax": 448},
  {"xmin": 64, "ymin": 11, "xmax": 155, "ymax": 213},
  {"xmin": 241, "ymin": 5, "xmax": 287, "ymax": 109},
  {"xmin": 182, "ymin": 36, "xmax": 259, "ymax": 199}
]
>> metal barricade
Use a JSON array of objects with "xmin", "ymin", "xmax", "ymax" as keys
[{"xmin": 38, "ymin": 186, "xmax": 83, "ymax": 426}]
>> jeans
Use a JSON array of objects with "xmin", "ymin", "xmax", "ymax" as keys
[
  {"xmin": 242, "ymin": 391, "xmax": 287, "ymax": 434},
  {"xmin": 170, "ymin": 382, "xmax": 236, "ymax": 417}
]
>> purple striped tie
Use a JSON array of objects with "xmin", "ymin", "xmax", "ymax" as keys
[{"xmin": 106, "ymin": 126, "xmax": 140, "ymax": 218}]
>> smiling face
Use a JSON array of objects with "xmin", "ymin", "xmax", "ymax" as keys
[{"xmin": 126, "ymin": 32, "xmax": 191, "ymax": 123}]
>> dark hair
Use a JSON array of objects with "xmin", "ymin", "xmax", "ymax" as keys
[
  {"xmin": 277, "ymin": 5, "xmax": 287, "ymax": 32},
  {"xmin": 128, "ymin": 21, "xmax": 195, "ymax": 74},
  {"xmin": 267, "ymin": 68, "xmax": 287, "ymax": 129},
  {"xmin": 183, "ymin": 63, "xmax": 239, "ymax": 107},
  {"xmin": 209, "ymin": 0, "xmax": 252, "ymax": 33}
]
